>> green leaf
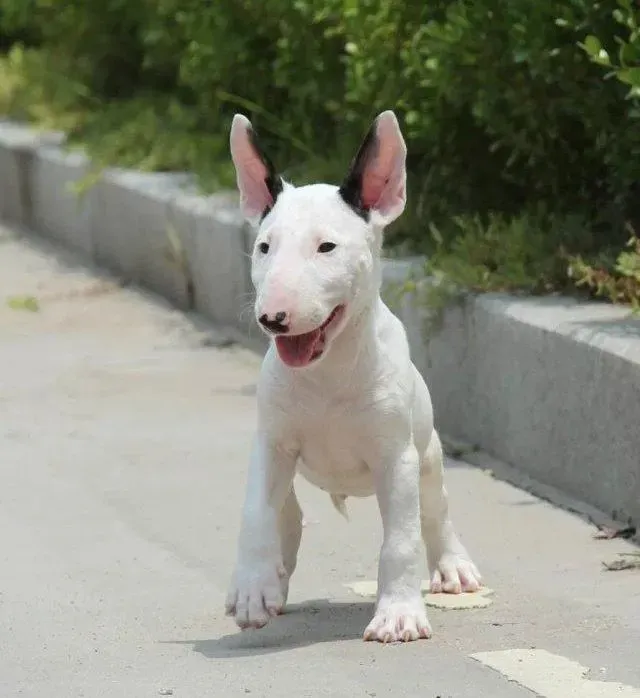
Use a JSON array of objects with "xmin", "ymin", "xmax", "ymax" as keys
[
  {"xmin": 7, "ymin": 295, "xmax": 39, "ymax": 312},
  {"xmin": 618, "ymin": 41, "xmax": 640, "ymax": 67},
  {"xmin": 580, "ymin": 35, "xmax": 610, "ymax": 66},
  {"xmin": 405, "ymin": 110, "xmax": 419, "ymax": 125},
  {"xmin": 429, "ymin": 222, "xmax": 444, "ymax": 246},
  {"xmin": 582, "ymin": 35, "xmax": 602, "ymax": 58},
  {"xmin": 616, "ymin": 67, "xmax": 640, "ymax": 86}
]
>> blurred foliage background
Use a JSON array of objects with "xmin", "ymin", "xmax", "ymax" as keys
[{"xmin": 0, "ymin": 0, "xmax": 638, "ymax": 308}]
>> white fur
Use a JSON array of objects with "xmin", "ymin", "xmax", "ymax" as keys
[{"xmin": 225, "ymin": 111, "xmax": 482, "ymax": 643}]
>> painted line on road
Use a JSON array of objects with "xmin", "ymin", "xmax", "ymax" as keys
[{"xmin": 471, "ymin": 648, "xmax": 640, "ymax": 697}]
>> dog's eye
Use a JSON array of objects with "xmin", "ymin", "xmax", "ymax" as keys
[
  {"xmin": 317, "ymin": 242, "xmax": 337, "ymax": 253},
  {"xmin": 258, "ymin": 241, "xmax": 270, "ymax": 254}
]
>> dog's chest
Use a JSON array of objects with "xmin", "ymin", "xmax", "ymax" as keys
[{"xmin": 292, "ymin": 401, "xmax": 376, "ymax": 497}]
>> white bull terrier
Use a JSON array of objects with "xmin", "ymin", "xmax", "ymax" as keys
[{"xmin": 225, "ymin": 110, "xmax": 482, "ymax": 643}]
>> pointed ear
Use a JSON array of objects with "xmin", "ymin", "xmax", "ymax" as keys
[
  {"xmin": 339, "ymin": 110, "xmax": 407, "ymax": 225},
  {"xmin": 230, "ymin": 114, "xmax": 283, "ymax": 221}
]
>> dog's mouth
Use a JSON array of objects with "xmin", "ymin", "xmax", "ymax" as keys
[{"xmin": 275, "ymin": 305, "xmax": 345, "ymax": 368}]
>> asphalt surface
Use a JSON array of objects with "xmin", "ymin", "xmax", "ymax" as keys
[{"xmin": 1, "ymin": 227, "xmax": 639, "ymax": 698}]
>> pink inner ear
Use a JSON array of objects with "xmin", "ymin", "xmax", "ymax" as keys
[
  {"xmin": 236, "ymin": 155, "xmax": 273, "ymax": 218},
  {"xmin": 230, "ymin": 120, "xmax": 274, "ymax": 218},
  {"xmin": 360, "ymin": 116, "xmax": 406, "ymax": 217}
]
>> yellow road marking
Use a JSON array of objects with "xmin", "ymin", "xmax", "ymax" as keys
[{"xmin": 471, "ymin": 649, "xmax": 640, "ymax": 697}]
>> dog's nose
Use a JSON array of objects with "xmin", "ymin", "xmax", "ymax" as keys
[{"xmin": 258, "ymin": 310, "xmax": 290, "ymax": 334}]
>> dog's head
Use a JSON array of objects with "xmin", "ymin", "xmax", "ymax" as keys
[{"xmin": 230, "ymin": 111, "xmax": 407, "ymax": 368}]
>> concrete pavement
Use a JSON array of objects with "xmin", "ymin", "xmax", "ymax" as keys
[{"xmin": 1, "ymin": 227, "xmax": 639, "ymax": 698}]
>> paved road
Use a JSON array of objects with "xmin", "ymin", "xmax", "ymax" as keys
[{"xmin": 1, "ymin": 228, "xmax": 639, "ymax": 698}]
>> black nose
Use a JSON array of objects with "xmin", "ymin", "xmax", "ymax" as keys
[{"xmin": 259, "ymin": 311, "xmax": 289, "ymax": 334}]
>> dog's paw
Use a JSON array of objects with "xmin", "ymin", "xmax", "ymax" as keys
[
  {"xmin": 430, "ymin": 553, "xmax": 482, "ymax": 594},
  {"xmin": 225, "ymin": 560, "xmax": 287, "ymax": 629},
  {"xmin": 363, "ymin": 598, "xmax": 432, "ymax": 643}
]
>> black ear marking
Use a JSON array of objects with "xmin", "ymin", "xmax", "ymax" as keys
[
  {"xmin": 338, "ymin": 121, "xmax": 379, "ymax": 221},
  {"xmin": 247, "ymin": 125, "xmax": 284, "ymax": 220}
]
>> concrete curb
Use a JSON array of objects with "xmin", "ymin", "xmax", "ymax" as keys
[
  {"xmin": 1, "ymin": 120, "xmax": 638, "ymax": 528},
  {"xmin": 383, "ymin": 278, "xmax": 640, "ymax": 528}
]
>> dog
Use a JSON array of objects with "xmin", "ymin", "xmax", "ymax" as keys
[{"xmin": 224, "ymin": 110, "xmax": 482, "ymax": 643}]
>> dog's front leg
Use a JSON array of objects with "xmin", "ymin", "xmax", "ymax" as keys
[
  {"xmin": 364, "ymin": 441, "xmax": 432, "ymax": 643},
  {"xmin": 225, "ymin": 434, "xmax": 297, "ymax": 630},
  {"xmin": 421, "ymin": 430, "xmax": 482, "ymax": 594}
]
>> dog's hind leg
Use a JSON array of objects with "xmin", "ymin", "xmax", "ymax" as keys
[
  {"xmin": 279, "ymin": 484, "xmax": 303, "ymax": 601},
  {"xmin": 419, "ymin": 430, "xmax": 483, "ymax": 594}
]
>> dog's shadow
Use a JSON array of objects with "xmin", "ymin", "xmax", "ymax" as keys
[{"xmin": 170, "ymin": 599, "xmax": 375, "ymax": 658}]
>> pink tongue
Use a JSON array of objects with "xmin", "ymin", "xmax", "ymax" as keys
[{"xmin": 276, "ymin": 329, "xmax": 322, "ymax": 367}]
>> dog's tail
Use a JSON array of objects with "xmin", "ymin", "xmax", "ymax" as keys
[{"xmin": 330, "ymin": 494, "xmax": 349, "ymax": 520}]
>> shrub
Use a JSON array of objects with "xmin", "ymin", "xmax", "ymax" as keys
[{"xmin": 569, "ymin": 233, "xmax": 640, "ymax": 313}]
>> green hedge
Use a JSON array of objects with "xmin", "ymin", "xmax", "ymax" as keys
[{"xmin": 1, "ymin": 0, "xmax": 639, "ymax": 304}]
